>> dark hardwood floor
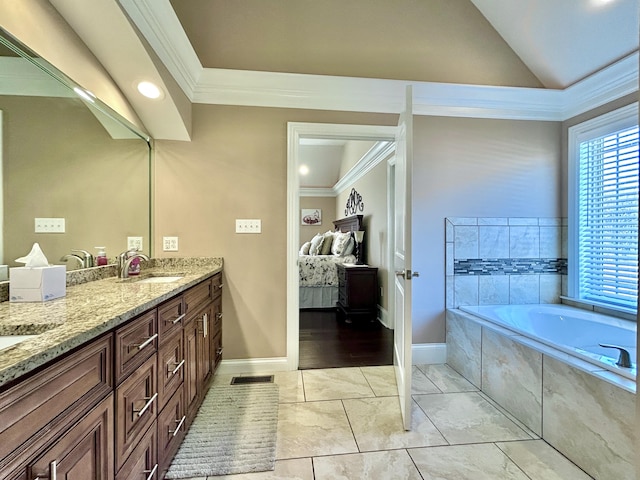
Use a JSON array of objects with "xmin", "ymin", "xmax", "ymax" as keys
[{"xmin": 298, "ymin": 308, "xmax": 393, "ymax": 370}]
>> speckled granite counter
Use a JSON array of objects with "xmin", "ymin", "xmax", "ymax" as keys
[{"xmin": 0, "ymin": 257, "xmax": 223, "ymax": 388}]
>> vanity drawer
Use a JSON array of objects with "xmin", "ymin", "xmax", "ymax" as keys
[
  {"xmin": 115, "ymin": 353, "xmax": 157, "ymax": 471},
  {"xmin": 157, "ymin": 328, "xmax": 184, "ymax": 410},
  {"xmin": 115, "ymin": 310, "xmax": 158, "ymax": 384},
  {"xmin": 158, "ymin": 295, "xmax": 185, "ymax": 343},
  {"xmin": 115, "ymin": 420, "xmax": 157, "ymax": 480},
  {"xmin": 184, "ymin": 280, "xmax": 212, "ymax": 314},
  {"xmin": 211, "ymin": 272, "xmax": 223, "ymax": 299},
  {"xmin": 158, "ymin": 388, "xmax": 186, "ymax": 477}
]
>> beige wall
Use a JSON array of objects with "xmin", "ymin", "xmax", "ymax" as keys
[
  {"xmin": 1, "ymin": 95, "xmax": 149, "ymax": 266},
  {"xmin": 335, "ymin": 161, "xmax": 389, "ymax": 311},
  {"xmin": 412, "ymin": 116, "xmax": 562, "ymax": 343},
  {"xmin": 339, "ymin": 141, "xmax": 377, "ymax": 178},
  {"xmin": 154, "ymin": 105, "xmax": 395, "ymax": 360},
  {"xmin": 299, "ymin": 197, "xmax": 336, "ymax": 246}
]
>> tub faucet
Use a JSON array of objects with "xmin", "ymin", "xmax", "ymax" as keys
[
  {"xmin": 117, "ymin": 250, "xmax": 150, "ymax": 279},
  {"xmin": 599, "ymin": 344, "xmax": 633, "ymax": 368}
]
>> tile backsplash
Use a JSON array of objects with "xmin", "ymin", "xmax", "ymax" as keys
[{"xmin": 445, "ymin": 217, "xmax": 567, "ymax": 307}]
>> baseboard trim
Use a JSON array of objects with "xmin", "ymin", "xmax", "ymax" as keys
[
  {"xmin": 412, "ymin": 343, "xmax": 447, "ymax": 365},
  {"xmin": 377, "ymin": 305, "xmax": 391, "ymax": 329},
  {"xmin": 217, "ymin": 357, "xmax": 290, "ymax": 375}
]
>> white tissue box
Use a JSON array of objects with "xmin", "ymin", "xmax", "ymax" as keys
[{"xmin": 9, "ymin": 265, "xmax": 66, "ymax": 302}]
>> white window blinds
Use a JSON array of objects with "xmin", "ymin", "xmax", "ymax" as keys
[{"xmin": 578, "ymin": 124, "xmax": 639, "ymax": 310}]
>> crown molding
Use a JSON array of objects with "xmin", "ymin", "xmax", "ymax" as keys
[
  {"xmin": 334, "ymin": 141, "xmax": 396, "ymax": 194},
  {"xmin": 299, "ymin": 188, "xmax": 335, "ymax": 197},
  {"xmin": 123, "ymin": 1, "xmax": 638, "ymax": 122},
  {"xmin": 119, "ymin": 0, "xmax": 202, "ymax": 96}
]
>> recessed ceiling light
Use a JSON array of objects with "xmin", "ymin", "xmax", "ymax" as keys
[
  {"xmin": 299, "ymin": 165, "xmax": 309, "ymax": 175},
  {"xmin": 137, "ymin": 81, "xmax": 164, "ymax": 99}
]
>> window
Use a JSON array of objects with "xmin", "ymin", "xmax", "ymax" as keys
[{"xmin": 568, "ymin": 103, "xmax": 639, "ymax": 312}]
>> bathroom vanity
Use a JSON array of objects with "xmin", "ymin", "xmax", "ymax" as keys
[{"xmin": 0, "ymin": 258, "xmax": 223, "ymax": 480}]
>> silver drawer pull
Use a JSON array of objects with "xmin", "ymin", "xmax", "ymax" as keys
[
  {"xmin": 216, "ymin": 347, "xmax": 223, "ymax": 356},
  {"xmin": 130, "ymin": 333, "xmax": 158, "ymax": 351},
  {"xmin": 143, "ymin": 463, "xmax": 158, "ymax": 480},
  {"xmin": 170, "ymin": 359, "xmax": 185, "ymax": 376},
  {"xmin": 216, "ymin": 283, "xmax": 224, "ymax": 289},
  {"xmin": 171, "ymin": 313, "xmax": 186, "ymax": 325},
  {"xmin": 133, "ymin": 392, "xmax": 158, "ymax": 418},
  {"xmin": 33, "ymin": 461, "xmax": 57, "ymax": 480},
  {"xmin": 169, "ymin": 415, "xmax": 187, "ymax": 437},
  {"xmin": 216, "ymin": 312, "xmax": 223, "ymax": 320},
  {"xmin": 198, "ymin": 313, "xmax": 208, "ymax": 337}
]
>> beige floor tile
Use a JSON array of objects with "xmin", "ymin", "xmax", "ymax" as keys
[
  {"xmin": 360, "ymin": 365, "xmax": 397, "ymax": 396},
  {"xmin": 207, "ymin": 458, "xmax": 314, "ymax": 479},
  {"xmin": 276, "ymin": 400, "xmax": 358, "ymax": 459},
  {"xmin": 408, "ymin": 443, "xmax": 530, "ymax": 480},
  {"xmin": 496, "ymin": 440, "xmax": 593, "ymax": 480},
  {"xmin": 416, "ymin": 363, "xmax": 478, "ymax": 393},
  {"xmin": 212, "ymin": 373, "xmax": 234, "ymax": 386},
  {"xmin": 343, "ymin": 396, "xmax": 447, "ymax": 451},
  {"xmin": 314, "ymin": 450, "xmax": 423, "ymax": 480},
  {"xmin": 414, "ymin": 392, "xmax": 531, "ymax": 444},
  {"xmin": 412, "ymin": 365, "xmax": 440, "ymax": 394},
  {"xmin": 273, "ymin": 371, "xmax": 305, "ymax": 403},
  {"xmin": 302, "ymin": 367, "xmax": 375, "ymax": 401}
]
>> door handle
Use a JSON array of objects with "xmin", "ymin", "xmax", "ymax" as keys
[{"xmin": 395, "ymin": 270, "xmax": 420, "ymax": 279}]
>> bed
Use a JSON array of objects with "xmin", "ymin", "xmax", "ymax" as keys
[{"xmin": 299, "ymin": 215, "xmax": 364, "ymax": 309}]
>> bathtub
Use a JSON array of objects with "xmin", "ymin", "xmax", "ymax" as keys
[
  {"xmin": 460, "ymin": 304, "xmax": 637, "ymax": 381},
  {"xmin": 446, "ymin": 304, "xmax": 636, "ymax": 479}
]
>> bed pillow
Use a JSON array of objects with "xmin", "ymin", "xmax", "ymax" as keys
[
  {"xmin": 299, "ymin": 241, "xmax": 311, "ymax": 255},
  {"xmin": 308, "ymin": 233, "xmax": 324, "ymax": 255},
  {"xmin": 331, "ymin": 232, "xmax": 352, "ymax": 256},
  {"xmin": 342, "ymin": 236, "xmax": 355, "ymax": 255},
  {"xmin": 320, "ymin": 231, "xmax": 334, "ymax": 255}
]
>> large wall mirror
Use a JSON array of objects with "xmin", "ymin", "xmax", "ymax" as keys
[{"xmin": 0, "ymin": 28, "xmax": 151, "ymax": 276}]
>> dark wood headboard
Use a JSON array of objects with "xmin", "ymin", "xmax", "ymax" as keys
[{"xmin": 333, "ymin": 215, "xmax": 363, "ymax": 233}]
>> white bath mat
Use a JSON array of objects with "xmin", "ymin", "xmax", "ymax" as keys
[{"xmin": 165, "ymin": 383, "xmax": 279, "ymax": 478}]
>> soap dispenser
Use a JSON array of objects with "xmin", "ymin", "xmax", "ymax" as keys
[
  {"xmin": 127, "ymin": 250, "xmax": 141, "ymax": 276},
  {"xmin": 95, "ymin": 247, "xmax": 108, "ymax": 266}
]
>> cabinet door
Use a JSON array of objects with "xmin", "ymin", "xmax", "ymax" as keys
[
  {"xmin": 157, "ymin": 328, "xmax": 184, "ymax": 411},
  {"xmin": 157, "ymin": 388, "xmax": 186, "ymax": 478},
  {"xmin": 27, "ymin": 394, "xmax": 114, "ymax": 480},
  {"xmin": 115, "ymin": 421, "xmax": 157, "ymax": 480},
  {"xmin": 184, "ymin": 317, "xmax": 199, "ymax": 425},
  {"xmin": 115, "ymin": 354, "xmax": 157, "ymax": 470},
  {"xmin": 158, "ymin": 295, "xmax": 185, "ymax": 344},
  {"xmin": 115, "ymin": 310, "xmax": 158, "ymax": 385},
  {"xmin": 197, "ymin": 303, "xmax": 213, "ymax": 390},
  {"xmin": 211, "ymin": 296, "xmax": 223, "ymax": 373}
]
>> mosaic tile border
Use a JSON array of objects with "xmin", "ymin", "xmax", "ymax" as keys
[{"xmin": 454, "ymin": 258, "xmax": 567, "ymax": 276}]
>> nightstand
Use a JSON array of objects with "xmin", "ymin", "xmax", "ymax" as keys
[{"xmin": 336, "ymin": 264, "xmax": 378, "ymax": 323}]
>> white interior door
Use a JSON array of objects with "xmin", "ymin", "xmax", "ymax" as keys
[{"xmin": 393, "ymin": 86, "xmax": 414, "ymax": 430}]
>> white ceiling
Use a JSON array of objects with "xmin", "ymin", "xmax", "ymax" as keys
[{"xmin": 469, "ymin": 0, "xmax": 639, "ymax": 88}]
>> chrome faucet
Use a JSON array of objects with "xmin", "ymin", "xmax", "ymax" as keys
[
  {"xmin": 72, "ymin": 249, "xmax": 94, "ymax": 268},
  {"xmin": 117, "ymin": 250, "xmax": 150, "ymax": 279},
  {"xmin": 599, "ymin": 344, "xmax": 633, "ymax": 368},
  {"xmin": 60, "ymin": 253, "xmax": 84, "ymax": 269}
]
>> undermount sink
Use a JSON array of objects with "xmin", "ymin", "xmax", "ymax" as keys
[
  {"xmin": 0, "ymin": 335, "xmax": 37, "ymax": 350},
  {"xmin": 135, "ymin": 276, "xmax": 184, "ymax": 284}
]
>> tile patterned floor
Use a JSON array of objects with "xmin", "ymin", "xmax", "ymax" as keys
[{"xmin": 184, "ymin": 364, "xmax": 594, "ymax": 479}]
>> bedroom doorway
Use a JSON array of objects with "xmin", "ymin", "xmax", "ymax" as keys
[{"xmin": 286, "ymin": 122, "xmax": 398, "ymax": 371}]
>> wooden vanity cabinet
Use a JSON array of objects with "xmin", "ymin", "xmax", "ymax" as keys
[
  {"xmin": 184, "ymin": 301, "xmax": 214, "ymax": 424},
  {"xmin": 115, "ymin": 422, "xmax": 157, "ymax": 480},
  {"xmin": 0, "ymin": 334, "xmax": 113, "ymax": 480}
]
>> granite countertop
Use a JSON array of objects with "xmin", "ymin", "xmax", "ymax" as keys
[{"xmin": 0, "ymin": 257, "xmax": 223, "ymax": 388}]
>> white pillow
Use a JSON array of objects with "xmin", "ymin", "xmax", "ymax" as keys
[
  {"xmin": 309, "ymin": 234, "xmax": 324, "ymax": 255},
  {"xmin": 342, "ymin": 236, "xmax": 355, "ymax": 256},
  {"xmin": 331, "ymin": 232, "xmax": 352, "ymax": 256},
  {"xmin": 299, "ymin": 241, "xmax": 311, "ymax": 255}
]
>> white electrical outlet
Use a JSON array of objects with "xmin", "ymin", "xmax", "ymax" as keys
[
  {"xmin": 163, "ymin": 236, "xmax": 179, "ymax": 251},
  {"xmin": 127, "ymin": 236, "xmax": 143, "ymax": 251},
  {"xmin": 35, "ymin": 217, "xmax": 65, "ymax": 233},
  {"xmin": 235, "ymin": 219, "xmax": 262, "ymax": 234}
]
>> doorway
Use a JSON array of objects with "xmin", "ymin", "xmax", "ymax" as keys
[{"xmin": 286, "ymin": 122, "xmax": 398, "ymax": 371}]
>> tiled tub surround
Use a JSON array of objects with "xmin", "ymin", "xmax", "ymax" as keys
[
  {"xmin": 445, "ymin": 217, "xmax": 567, "ymax": 307},
  {"xmin": 446, "ymin": 308, "xmax": 635, "ymax": 480},
  {"xmin": 0, "ymin": 257, "xmax": 223, "ymax": 387}
]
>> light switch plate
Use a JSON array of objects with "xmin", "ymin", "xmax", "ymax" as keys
[
  {"xmin": 235, "ymin": 219, "xmax": 261, "ymax": 234},
  {"xmin": 127, "ymin": 237, "xmax": 143, "ymax": 251},
  {"xmin": 163, "ymin": 236, "xmax": 179, "ymax": 251},
  {"xmin": 35, "ymin": 217, "xmax": 65, "ymax": 233}
]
